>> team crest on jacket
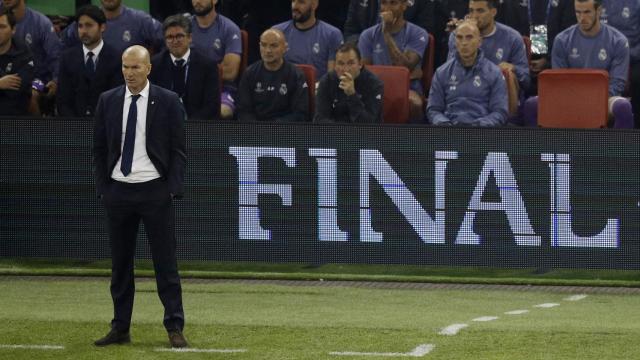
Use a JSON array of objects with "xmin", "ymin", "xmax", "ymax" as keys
[
  {"xmin": 313, "ymin": 43, "xmax": 320, "ymax": 54},
  {"xmin": 214, "ymin": 38, "xmax": 222, "ymax": 49},
  {"xmin": 25, "ymin": 33, "xmax": 32, "ymax": 45},
  {"xmin": 123, "ymin": 30, "xmax": 131, "ymax": 42},
  {"xmin": 255, "ymin": 82, "xmax": 264, "ymax": 93},
  {"xmin": 473, "ymin": 75, "xmax": 482, "ymax": 87},
  {"xmin": 496, "ymin": 48, "xmax": 504, "ymax": 61},
  {"xmin": 552, "ymin": 0, "xmax": 559, "ymax": 7},
  {"xmin": 598, "ymin": 48, "xmax": 608, "ymax": 61},
  {"xmin": 622, "ymin": 7, "xmax": 630, "ymax": 18},
  {"xmin": 359, "ymin": 0, "xmax": 368, "ymax": 7},
  {"xmin": 279, "ymin": 83, "xmax": 288, "ymax": 95},
  {"xmin": 5, "ymin": 63, "xmax": 12, "ymax": 72}
]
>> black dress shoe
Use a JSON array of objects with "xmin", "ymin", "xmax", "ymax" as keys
[
  {"xmin": 168, "ymin": 330, "xmax": 188, "ymax": 348},
  {"xmin": 94, "ymin": 329, "xmax": 131, "ymax": 346}
]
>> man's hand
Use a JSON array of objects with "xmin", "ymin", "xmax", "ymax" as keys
[
  {"xmin": 0, "ymin": 74, "xmax": 22, "ymax": 90},
  {"xmin": 45, "ymin": 80, "xmax": 57, "ymax": 97},
  {"xmin": 338, "ymin": 72, "xmax": 356, "ymax": 96},
  {"xmin": 380, "ymin": 11, "xmax": 395, "ymax": 32},
  {"xmin": 498, "ymin": 62, "xmax": 515, "ymax": 74},
  {"xmin": 529, "ymin": 57, "xmax": 548, "ymax": 74}
]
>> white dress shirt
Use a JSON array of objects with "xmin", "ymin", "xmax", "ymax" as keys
[
  {"xmin": 111, "ymin": 80, "xmax": 161, "ymax": 183},
  {"xmin": 83, "ymin": 39, "xmax": 104, "ymax": 65}
]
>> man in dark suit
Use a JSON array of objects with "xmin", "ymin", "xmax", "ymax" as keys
[
  {"xmin": 57, "ymin": 5, "xmax": 122, "ymax": 117},
  {"xmin": 150, "ymin": 14, "xmax": 219, "ymax": 120},
  {"xmin": 93, "ymin": 45, "xmax": 188, "ymax": 348}
]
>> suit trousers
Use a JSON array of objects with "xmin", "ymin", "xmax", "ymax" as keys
[{"xmin": 103, "ymin": 178, "xmax": 184, "ymax": 333}]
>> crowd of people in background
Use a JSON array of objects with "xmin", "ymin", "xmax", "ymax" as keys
[{"xmin": 0, "ymin": 0, "xmax": 638, "ymax": 128}]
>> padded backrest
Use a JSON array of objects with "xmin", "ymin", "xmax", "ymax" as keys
[
  {"xmin": 366, "ymin": 65, "xmax": 411, "ymax": 123},
  {"xmin": 295, "ymin": 64, "xmax": 317, "ymax": 121},
  {"xmin": 240, "ymin": 30, "xmax": 249, "ymax": 75},
  {"xmin": 422, "ymin": 33, "xmax": 436, "ymax": 95},
  {"xmin": 538, "ymin": 69, "xmax": 609, "ymax": 128},
  {"xmin": 522, "ymin": 36, "xmax": 532, "ymax": 64}
]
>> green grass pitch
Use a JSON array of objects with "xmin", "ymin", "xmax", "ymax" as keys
[{"xmin": 1, "ymin": 277, "xmax": 639, "ymax": 359}]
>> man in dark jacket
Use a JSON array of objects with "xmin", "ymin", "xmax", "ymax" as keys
[
  {"xmin": 0, "ymin": 8, "xmax": 34, "ymax": 116},
  {"xmin": 150, "ymin": 14, "xmax": 219, "ymax": 120},
  {"xmin": 57, "ymin": 5, "xmax": 123, "ymax": 117},
  {"xmin": 315, "ymin": 42, "xmax": 383, "ymax": 123}
]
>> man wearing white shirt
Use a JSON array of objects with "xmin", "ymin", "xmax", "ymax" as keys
[
  {"xmin": 93, "ymin": 45, "xmax": 188, "ymax": 348},
  {"xmin": 57, "ymin": 5, "xmax": 122, "ymax": 117}
]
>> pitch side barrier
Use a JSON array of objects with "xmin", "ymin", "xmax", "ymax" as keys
[{"xmin": 1, "ymin": 118, "xmax": 639, "ymax": 269}]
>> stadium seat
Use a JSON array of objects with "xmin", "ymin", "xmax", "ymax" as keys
[
  {"xmin": 366, "ymin": 65, "xmax": 411, "ymax": 124},
  {"xmin": 240, "ymin": 30, "xmax": 249, "ymax": 75},
  {"xmin": 422, "ymin": 33, "xmax": 436, "ymax": 95},
  {"xmin": 537, "ymin": 69, "xmax": 609, "ymax": 128},
  {"xmin": 295, "ymin": 64, "xmax": 317, "ymax": 121},
  {"xmin": 522, "ymin": 36, "xmax": 532, "ymax": 65}
]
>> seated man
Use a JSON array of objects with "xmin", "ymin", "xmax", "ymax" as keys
[
  {"xmin": 61, "ymin": 0, "xmax": 164, "ymax": 55},
  {"xmin": 447, "ymin": 0, "xmax": 529, "ymax": 117},
  {"xmin": 1, "ymin": 0, "xmax": 61, "ymax": 115},
  {"xmin": 601, "ymin": 0, "xmax": 640, "ymax": 128},
  {"xmin": 427, "ymin": 20, "xmax": 508, "ymax": 127},
  {"xmin": 150, "ymin": 15, "xmax": 219, "ymax": 120},
  {"xmin": 314, "ymin": 42, "xmax": 383, "ymax": 123},
  {"xmin": 57, "ymin": 5, "xmax": 123, "ymax": 117},
  {"xmin": 358, "ymin": 0, "xmax": 429, "ymax": 122},
  {"xmin": 237, "ymin": 29, "xmax": 309, "ymax": 122},
  {"xmin": 190, "ymin": 0, "xmax": 243, "ymax": 119},
  {"xmin": 0, "ymin": 8, "xmax": 34, "ymax": 116},
  {"xmin": 525, "ymin": 0, "xmax": 632, "ymax": 128},
  {"xmin": 272, "ymin": 0, "xmax": 343, "ymax": 78}
]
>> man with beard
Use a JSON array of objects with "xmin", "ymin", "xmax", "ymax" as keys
[
  {"xmin": 600, "ymin": 0, "xmax": 640, "ymax": 128},
  {"xmin": 237, "ymin": 29, "xmax": 309, "ymax": 122},
  {"xmin": 358, "ymin": 0, "xmax": 429, "ymax": 122},
  {"xmin": 314, "ymin": 42, "xmax": 383, "ymax": 123},
  {"xmin": 446, "ymin": 0, "xmax": 529, "ymax": 118},
  {"xmin": 61, "ymin": 0, "xmax": 163, "ymax": 55},
  {"xmin": 57, "ymin": 5, "xmax": 123, "ymax": 117},
  {"xmin": 525, "ymin": 0, "xmax": 632, "ymax": 128},
  {"xmin": 273, "ymin": 0, "xmax": 343, "ymax": 78},
  {"xmin": 0, "ymin": 8, "xmax": 34, "ymax": 116},
  {"xmin": 0, "ymin": 0, "xmax": 61, "ymax": 115},
  {"xmin": 190, "ymin": 0, "xmax": 242, "ymax": 119},
  {"xmin": 150, "ymin": 14, "xmax": 219, "ymax": 120},
  {"xmin": 427, "ymin": 20, "xmax": 508, "ymax": 126}
]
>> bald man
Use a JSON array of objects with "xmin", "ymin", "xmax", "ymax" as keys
[
  {"xmin": 427, "ymin": 20, "xmax": 508, "ymax": 126},
  {"xmin": 237, "ymin": 29, "xmax": 309, "ymax": 122},
  {"xmin": 93, "ymin": 45, "xmax": 188, "ymax": 348}
]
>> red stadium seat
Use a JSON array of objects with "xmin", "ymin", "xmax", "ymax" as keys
[
  {"xmin": 295, "ymin": 64, "xmax": 317, "ymax": 121},
  {"xmin": 538, "ymin": 69, "xmax": 609, "ymax": 128},
  {"xmin": 366, "ymin": 65, "xmax": 411, "ymax": 124},
  {"xmin": 240, "ymin": 30, "xmax": 249, "ymax": 75},
  {"xmin": 422, "ymin": 33, "xmax": 436, "ymax": 95},
  {"xmin": 522, "ymin": 36, "xmax": 532, "ymax": 65}
]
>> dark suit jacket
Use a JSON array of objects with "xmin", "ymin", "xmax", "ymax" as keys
[
  {"xmin": 57, "ymin": 43, "xmax": 123, "ymax": 117},
  {"xmin": 93, "ymin": 84, "xmax": 187, "ymax": 198},
  {"xmin": 150, "ymin": 48, "xmax": 220, "ymax": 120}
]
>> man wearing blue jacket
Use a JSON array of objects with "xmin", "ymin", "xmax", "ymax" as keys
[
  {"xmin": 427, "ymin": 19, "xmax": 508, "ymax": 127},
  {"xmin": 600, "ymin": 0, "xmax": 640, "ymax": 127}
]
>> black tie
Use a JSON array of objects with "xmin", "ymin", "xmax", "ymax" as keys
[
  {"xmin": 120, "ymin": 94, "xmax": 141, "ymax": 176},
  {"xmin": 172, "ymin": 59, "xmax": 186, "ymax": 97},
  {"xmin": 86, "ymin": 51, "xmax": 95, "ymax": 75}
]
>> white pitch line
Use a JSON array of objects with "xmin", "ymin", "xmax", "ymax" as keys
[
  {"xmin": 472, "ymin": 316, "xmax": 499, "ymax": 322},
  {"xmin": 330, "ymin": 344, "xmax": 434, "ymax": 357},
  {"xmin": 505, "ymin": 310, "xmax": 529, "ymax": 315},
  {"xmin": 154, "ymin": 348, "xmax": 247, "ymax": 353},
  {"xmin": 534, "ymin": 303, "xmax": 560, "ymax": 308},
  {"xmin": 438, "ymin": 323, "xmax": 468, "ymax": 336},
  {"xmin": 0, "ymin": 344, "xmax": 65, "ymax": 350},
  {"xmin": 564, "ymin": 294, "xmax": 588, "ymax": 301}
]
